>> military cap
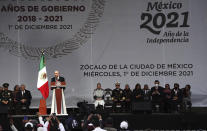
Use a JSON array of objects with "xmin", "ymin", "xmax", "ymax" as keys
[
  {"xmin": 2, "ymin": 83, "xmax": 9, "ymax": 88},
  {"xmin": 115, "ymin": 82, "xmax": 120, "ymax": 86}
]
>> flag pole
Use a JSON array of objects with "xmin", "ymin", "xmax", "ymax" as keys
[{"xmin": 39, "ymin": 49, "xmax": 47, "ymax": 115}]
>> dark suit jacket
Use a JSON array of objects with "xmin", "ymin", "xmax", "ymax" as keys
[
  {"xmin": 51, "ymin": 76, "xmax": 65, "ymax": 83},
  {"xmin": 151, "ymin": 86, "xmax": 164, "ymax": 101},
  {"xmin": 132, "ymin": 89, "xmax": 144, "ymax": 101},
  {"xmin": 171, "ymin": 88, "xmax": 183, "ymax": 102},
  {"xmin": 16, "ymin": 90, "xmax": 32, "ymax": 106},
  {"xmin": 51, "ymin": 76, "xmax": 66, "ymax": 89}
]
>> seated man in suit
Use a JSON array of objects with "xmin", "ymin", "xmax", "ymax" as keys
[
  {"xmin": 16, "ymin": 84, "xmax": 32, "ymax": 113},
  {"xmin": 171, "ymin": 83, "xmax": 183, "ymax": 112},
  {"xmin": 142, "ymin": 84, "xmax": 151, "ymax": 101},
  {"xmin": 151, "ymin": 80, "xmax": 164, "ymax": 112}
]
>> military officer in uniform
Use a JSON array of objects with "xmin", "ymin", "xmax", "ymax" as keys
[
  {"xmin": 112, "ymin": 82, "xmax": 125, "ymax": 112},
  {"xmin": 93, "ymin": 83, "xmax": 105, "ymax": 109},
  {"xmin": 0, "ymin": 83, "xmax": 13, "ymax": 109},
  {"xmin": 0, "ymin": 83, "xmax": 12, "ymax": 130}
]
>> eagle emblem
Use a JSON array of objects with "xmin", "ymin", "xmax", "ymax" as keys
[{"xmin": 40, "ymin": 73, "xmax": 47, "ymax": 80}]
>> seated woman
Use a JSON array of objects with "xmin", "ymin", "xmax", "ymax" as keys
[
  {"xmin": 182, "ymin": 84, "xmax": 192, "ymax": 111},
  {"xmin": 132, "ymin": 83, "xmax": 144, "ymax": 102},
  {"xmin": 12, "ymin": 85, "xmax": 20, "ymax": 114},
  {"xmin": 163, "ymin": 84, "xmax": 172, "ymax": 113},
  {"xmin": 123, "ymin": 84, "xmax": 132, "ymax": 112}
]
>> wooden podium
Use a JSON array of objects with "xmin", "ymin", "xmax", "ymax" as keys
[{"xmin": 50, "ymin": 81, "xmax": 68, "ymax": 115}]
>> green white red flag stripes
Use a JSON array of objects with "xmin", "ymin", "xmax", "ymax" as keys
[{"xmin": 37, "ymin": 54, "xmax": 49, "ymax": 99}]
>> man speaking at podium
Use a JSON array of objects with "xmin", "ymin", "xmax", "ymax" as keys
[
  {"xmin": 50, "ymin": 70, "xmax": 68, "ymax": 115},
  {"xmin": 51, "ymin": 70, "xmax": 66, "ymax": 87}
]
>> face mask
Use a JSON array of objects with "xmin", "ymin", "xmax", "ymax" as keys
[{"xmin": 155, "ymin": 84, "xmax": 159, "ymax": 87}]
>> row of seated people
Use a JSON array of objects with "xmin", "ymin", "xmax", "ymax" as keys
[
  {"xmin": 93, "ymin": 80, "xmax": 192, "ymax": 113},
  {"xmin": 0, "ymin": 83, "xmax": 32, "ymax": 114}
]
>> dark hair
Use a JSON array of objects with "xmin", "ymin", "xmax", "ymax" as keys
[
  {"xmin": 90, "ymin": 115, "xmax": 100, "ymax": 127},
  {"xmin": 135, "ymin": 83, "xmax": 141, "ymax": 89},
  {"xmin": 14, "ymin": 85, "xmax": 19, "ymax": 91},
  {"xmin": 24, "ymin": 125, "xmax": 33, "ymax": 131},
  {"xmin": 65, "ymin": 116, "xmax": 79, "ymax": 130},
  {"xmin": 50, "ymin": 119, "xmax": 59, "ymax": 131},
  {"xmin": 144, "ymin": 84, "xmax": 148, "ymax": 87},
  {"xmin": 185, "ymin": 84, "xmax": 191, "ymax": 89},
  {"xmin": 154, "ymin": 80, "xmax": 159, "ymax": 83},
  {"xmin": 97, "ymin": 83, "xmax": 101, "ymax": 86},
  {"xmin": 165, "ymin": 84, "xmax": 170, "ymax": 88},
  {"xmin": 104, "ymin": 117, "xmax": 113, "ymax": 126},
  {"xmin": 174, "ymin": 83, "xmax": 179, "ymax": 88}
]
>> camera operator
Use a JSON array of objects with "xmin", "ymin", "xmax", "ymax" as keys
[
  {"xmin": 44, "ymin": 114, "xmax": 65, "ymax": 131},
  {"xmin": 81, "ymin": 113, "xmax": 103, "ymax": 131}
]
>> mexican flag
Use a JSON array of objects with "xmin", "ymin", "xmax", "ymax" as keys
[{"xmin": 37, "ymin": 54, "xmax": 49, "ymax": 99}]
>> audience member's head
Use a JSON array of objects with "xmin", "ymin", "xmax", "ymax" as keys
[
  {"xmin": 25, "ymin": 122, "xmax": 34, "ymax": 131},
  {"xmin": 90, "ymin": 115, "xmax": 100, "ymax": 128},
  {"xmin": 104, "ymin": 117, "xmax": 114, "ymax": 127},
  {"xmin": 0, "ymin": 124, "xmax": 3, "ymax": 131},
  {"xmin": 87, "ymin": 123, "xmax": 94, "ymax": 131},
  {"xmin": 49, "ymin": 117, "xmax": 59, "ymax": 131},
  {"xmin": 65, "ymin": 116, "xmax": 79, "ymax": 130},
  {"xmin": 120, "ymin": 121, "xmax": 128, "ymax": 130}
]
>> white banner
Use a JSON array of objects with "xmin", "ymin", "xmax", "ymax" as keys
[{"xmin": 0, "ymin": 0, "xmax": 207, "ymax": 107}]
